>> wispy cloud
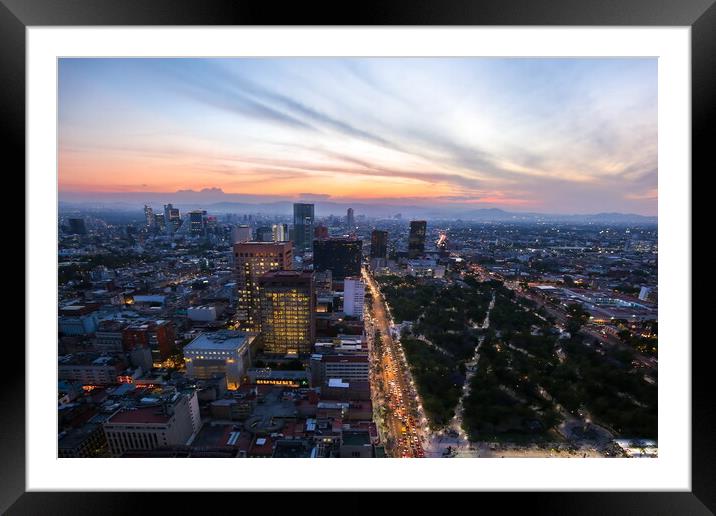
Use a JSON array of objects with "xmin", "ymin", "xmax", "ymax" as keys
[{"xmin": 58, "ymin": 57, "xmax": 657, "ymax": 214}]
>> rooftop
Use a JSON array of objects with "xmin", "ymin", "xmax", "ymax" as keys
[
  {"xmin": 328, "ymin": 378, "xmax": 349, "ymax": 388},
  {"xmin": 184, "ymin": 330, "xmax": 253, "ymax": 352},
  {"xmin": 341, "ymin": 429, "xmax": 372, "ymax": 447},
  {"xmin": 273, "ymin": 440, "xmax": 313, "ymax": 458},
  {"xmin": 108, "ymin": 405, "xmax": 172, "ymax": 425}
]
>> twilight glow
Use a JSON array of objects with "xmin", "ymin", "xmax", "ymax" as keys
[{"xmin": 59, "ymin": 58, "xmax": 657, "ymax": 214}]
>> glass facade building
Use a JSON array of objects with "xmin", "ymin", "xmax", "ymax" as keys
[
  {"xmin": 258, "ymin": 270, "xmax": 315, "ymax": 356},
  {"xmin": 313, "ymin": 237, "xmax": 363, "ymax": 280},
  {"xmin": 292, "ymin": 203, "xmax": 315, "ymax": 253},
  {"xmin": 408, "ymin": 220, "xmax": 427, "ymax": 258}
]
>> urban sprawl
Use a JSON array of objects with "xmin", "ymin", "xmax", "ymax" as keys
[{"xmin": 57, "ymin": 204, "xmax": 657, "ymax": 458}]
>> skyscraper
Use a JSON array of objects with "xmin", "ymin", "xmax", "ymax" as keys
[
  {"xmin": 293, "ymin": 203, "xmax": 315, "ymax": 253},
  {"xmin": 343, "ymin": 277, "xmax": 366, "ymax": 320},
  {"xmin": 259, "ymin": 270, "xmax": 315, "ymax": 356},
  {"xmin": 233, "ymin": 241, "xmax": 293, "ymax": 331},
  {"xmin": 346, "ymin": 208, "xmax": 355, "ymax": 228},
  {"xmin": 153, "ymin": 213, "xmax": 166, "ymax": 231},
  {"xmin": 144, "ymin": 205, "xmax": 154, "ymax": 227},
  {"xmin": 370, "ymin": 230, "xmax": 388, "ymax": 260},
  {"xmin": 408, "ymin": 220, "xmax": 427, "ymax": 258},
  {"xmin": 188, "ymin": 210, "xmax": 207, "ymax": 237},
  {"xmin": 313, "ymin": 237, "xmax": 363, "ymax": 280},
  {"xmin": 163, "ymin": 204, "xmax": 181, "ymax": 233},
  {"xmin": 272, "ymin": 223, "xmax": 288, "ymax": 242}
]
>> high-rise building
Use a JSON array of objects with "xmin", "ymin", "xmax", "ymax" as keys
[
  {"xmin": 68, "ymin": 218, "xmax": 87, "ymax": 235},
  {"xmin": 343, "ymin": 277, "xmax": 366, "ymax": 320},
  {"xmin": 233, "ymin": 241, "xmax": 293, "ymax": 331},
  {"xmin": 293, "ymin": 203, "xmax": 315, "ymax": 253},
  {"xmin": 408, "ymin": 220, "xmax": 427, "ymax": 258},
  {"xmin": 231, "ymin": 225, "xmax": 252, "ymax": 244},
  {"xmin": 258, "ymin": 270, "xmax": 315, "ymax": 356},
  {"xmin": 144, "ymin": 205, "xmax": 154, "ymax": 227},
  {"xmin": 164, "ymin": 204, "xmax": 181, "ymax": 233},
  {"xmin": 370, "ymin": 230, "xmax": 388, "ymax": 260},
  {"xmin": 188, "ymin": 210, "xmax": 207, "ymax": 237},
  {"xmin": 313, "ymin": 237, "xmax": 363, "ymax": 280},
  {"xmin": 272, "ymin": 223, "xmax": 288, "ymax": 242},
  {"xmin": 154, "ymin": 213, "xmax": 166, "ymax": 231},
  {"xmin": 205, "ymin": 215, "xmax": 218, "ymax": 236},
  {"xmin": 346, "ymin": 208, "xmax": 355, "ymax": 228}
]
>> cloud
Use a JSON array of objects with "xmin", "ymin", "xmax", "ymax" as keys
[
  {"xmin": 163, "ymin": 60, "xmax": 317, "ymax": 132},
  {"xmin": 59, "ymin": 57, "xmax": 658, "ymax": 215}
]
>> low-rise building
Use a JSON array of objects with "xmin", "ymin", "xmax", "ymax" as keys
[
  {"xmin": 310, "ymin": 353, "xmax": 370, "ymax": 388},
  {"xmin": 102, "ymin": 390, "xmax": 200, "ymax": 457},
  {"xmin": 339, "ymin": 429, "xmax": 374, "ymax": 458},
  {"xmin": 58, "ymin": 354, "xmax": 127, "ymax": 386},
  {"xmin": 58, "ymin": 422, "xmax": 108, "ymax": 458},
  {"xmin": 183, "ymin": 330, "xmax": 255, "ymax": 390},
  {"xmin": 123, "ymin": 319, "xmax": 176, "ymax": 364},
  {"xmin": 187, "ymin": 305, "xmax": 218, "ymax": 322},
  {"xmin": 59, "ymin": 304, "xmax": 100, "ymax": 336},
  {"xmin": 94, "ymin": 320, "xmax": 127, "ymax": 353}
]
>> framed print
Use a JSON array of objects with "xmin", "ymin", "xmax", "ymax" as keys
[{"xmin": 5, "ymin": 0, "xmax": 711, "ymax": 513}]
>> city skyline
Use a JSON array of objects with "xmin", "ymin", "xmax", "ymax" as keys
[{"xmin": 59, "ymin": 57, "xmax": 657, "ymax": 215}]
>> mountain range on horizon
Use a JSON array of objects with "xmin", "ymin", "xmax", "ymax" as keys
[{"xmin": 59, "ymin": 189, "xmax": 657, "ymax": 223}]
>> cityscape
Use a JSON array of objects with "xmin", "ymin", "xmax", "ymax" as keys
[{"xmin": 57, "ymin": 58, "xmax": 657, "ymax": 459}]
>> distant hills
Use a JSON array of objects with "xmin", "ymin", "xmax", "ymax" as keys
[
  {"xmin": 59, "ymin": 190, "xmax": 656, "ymax": 224},
  {"xmin": 458, "ymin": 209, "xmax": 657, "ymax": 224}
]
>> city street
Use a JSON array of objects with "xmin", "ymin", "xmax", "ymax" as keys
[{"xmin": 364, "ymin": 268, "xmax": 429, "ymax": 458}]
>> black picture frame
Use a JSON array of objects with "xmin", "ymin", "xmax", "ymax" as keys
[{"xmin": 5, "ymin": 0, "xmax": 709, "ymax": 513}]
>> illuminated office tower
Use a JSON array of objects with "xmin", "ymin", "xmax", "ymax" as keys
[
  {"xmin": 313, "ymin": 237, "xmax": 362, "ymax": 280},
  {"xmin": 408, "ymin": 220, "xmax": 427, "ymax": 258},
  {"xmin": 272, "ymin": 223, "xmax": 288, "ymax": 242},
  {"xmin": 258, "ymin": 270, "xmax": 315, "ymax": 356},
  {"xmin": 293, "ymin": 203, "xmax": 315, "ymax": 253},
  {"xmin": 233, "ymin": 241, "xmax": 293, "ymax": 331}
]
